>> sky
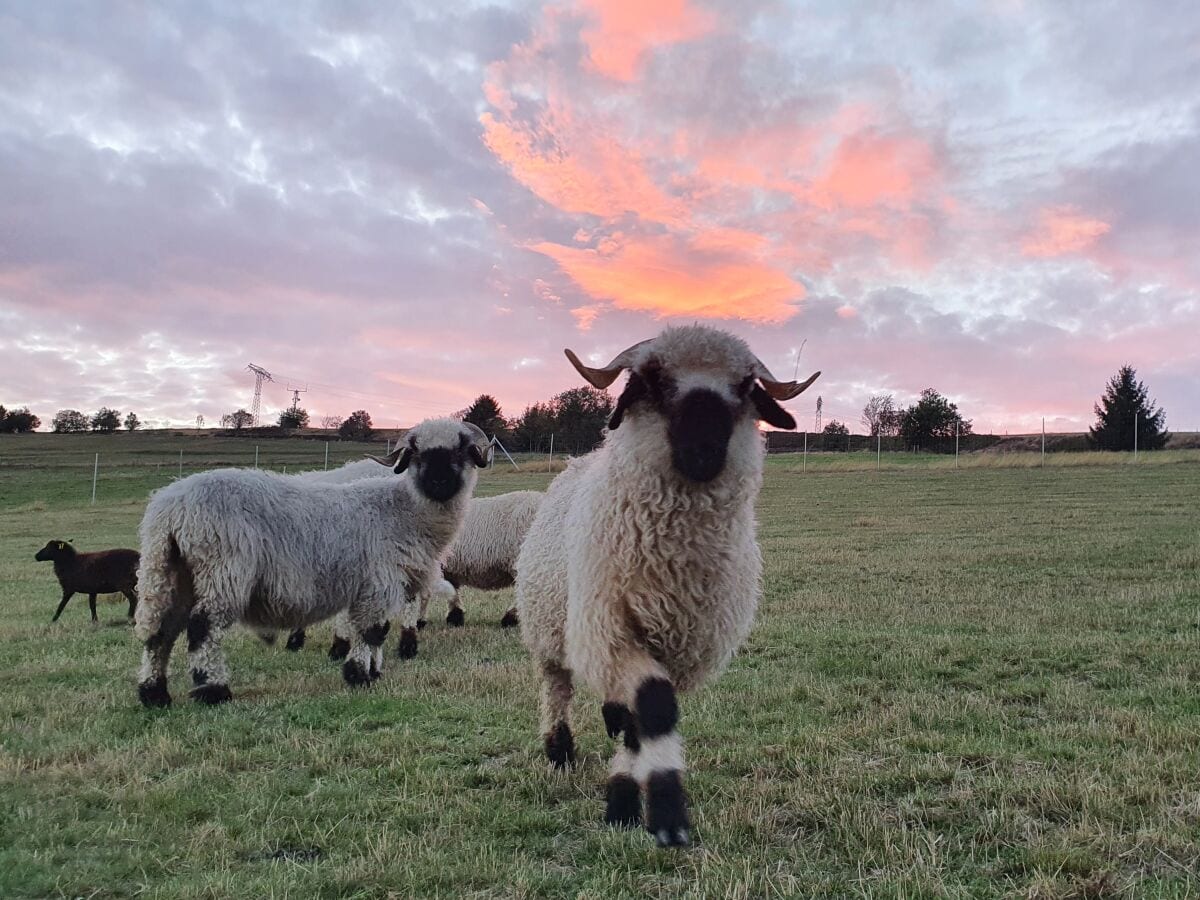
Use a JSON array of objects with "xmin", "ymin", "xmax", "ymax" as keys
[{"xmin": 1, "ymin": 0, "xmax": 1197, "ymax": 433}]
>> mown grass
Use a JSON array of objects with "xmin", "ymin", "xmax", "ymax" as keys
[{"xmin": 1, "ymin": 434, "xmax": 1198, "ymax": 898}]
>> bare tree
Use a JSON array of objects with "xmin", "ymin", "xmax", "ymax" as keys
[
  {"xmin": 862, "ymin": 394, "xmax": 899, "ymax": 437},
  {"xmin": 321, "ymin": 414, "xmax": 342, "ymax": 430}
]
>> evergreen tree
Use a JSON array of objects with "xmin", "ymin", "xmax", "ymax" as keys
[
  {"xmin": 278, "ymin": 407, "xmax": 310, "ymax": 429},
  {"xmin": 511, "ymin": 401, "xmax": 556, "ymax": 452},
  {"xmin": 822, "ymin": 419, "xmax": 850, "ymax": 451},
  {"xmin": 1088, "ymin": 365, "xmax": 1168, "ymax": 451},
  {"xmin": 461, "ymin": 394, "xmax": 507, "ymax": 439}
]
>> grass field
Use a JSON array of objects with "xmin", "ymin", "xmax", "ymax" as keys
[{"xmin": 2, "ymin": 434, "xmax": 1199, "ymax": 898}]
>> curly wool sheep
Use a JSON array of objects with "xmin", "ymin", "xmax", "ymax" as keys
[
  {"xmin": 34, "ymin": 540, "xmax": 138, "ymax": 622},
  {"xmin": 133, "ymin": 418, "xmax": 489, "ymax": 707},
  {"xmin": 515, "ymin": 324, "xmax": 818, "ymax": 847}
]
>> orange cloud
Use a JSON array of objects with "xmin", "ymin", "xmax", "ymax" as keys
[
  {"xmin": 1021, "ymin": 206, "xmax": 1111, "ymax": 258},
  {"xmin": 579, "ymin": 0, "xmax": 717, "ymax": 81},
  {"xmin": 531, "ymin": 233, "xmax": 803, "ymax": 323},
  {"xmin": 812, "ymin": 131, "xmax": 940, "ymax": 210}
]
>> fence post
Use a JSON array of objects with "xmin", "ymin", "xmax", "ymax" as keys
[
  {"xmin": 955, "ymin": 422, "xmax": 959, "ymax": 468},
  {"xmin": 877, "ymin": 432, "xmax": 881, "ymax": 470},
  {"xmin": 1041, "ymin": 418, "xmax": 1045, "ymax": 467},
  {"xmin": 178, "ymin": 448, "xmax": 183, "ymax": 478},
  {"xmin": 325, "ymin": 442, "xmax": 330, "ymax": 471},
  {"xmin": 91, "ymin": 452, "xmax": 99, "ymax": 505},
  {"xmin": 548, "ymin": 433, "xmax": 555, "ymax": 472},
  {"xmin": 1134, "ymin": 412, "xmax": 1138, "ymax": 462},
  {"xmin": 255, "ymin": 445, "xmax": 259, "ymax": 469},
  {"xmin": 803, "ymin": 431, "xmax": 807, "ymax": 473}
]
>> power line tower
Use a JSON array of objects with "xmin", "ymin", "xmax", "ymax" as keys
[
  {"xmin": 247, "ymin": 364, "xmax": 274, "ymax": 427},
  {"xmin": 814, "ymin": 395, "xmax": 823, "ymax": 433}
]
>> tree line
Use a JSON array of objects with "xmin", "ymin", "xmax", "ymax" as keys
[{"xmin": 2, "ymin": 365, "xmax": 1170, "ymax": 452}]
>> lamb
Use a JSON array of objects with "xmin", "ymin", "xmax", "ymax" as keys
[
  {"xmin": 515, "ymin": 325, "xmax": 818, "ymax": 847},
  {"xmin": 133, "ymin": 418, "xmax": 490, "ymax": 708},
  {"xmin": 34, "ymin": 540, "xmax": 139, "ymax": 622}
]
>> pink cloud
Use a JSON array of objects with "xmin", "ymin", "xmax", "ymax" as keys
[
  {"xmin": 1021, "ymin": 206, "xmax": 1111, "ymax": 258},
  {"xmin": 579, "ymin": 0, "xmax": 717, "ymax": 81}
]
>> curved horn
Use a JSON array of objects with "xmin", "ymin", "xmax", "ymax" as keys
[
  {"xmin": 753, "ymin": 356, "xmax": 821, "ymax": 401},
  {"xmin": 460, "ymin": 420, "xmax": 490, "ymax": 448},
  {"xmin": 460, "ymin": 420, "xmax": 492, "ymax": 467},
  {"xmin": 564, "ymin": 339, "xmax": 654, "ymax": 389},
  {"xmin": 365, "ymin": 447, "xmax": 404, "ymax": 467}
]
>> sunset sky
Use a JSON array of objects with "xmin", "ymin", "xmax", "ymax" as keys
[{"xmin": 1, "ymin": 1, "xmax": 1197, "ymax": 433}]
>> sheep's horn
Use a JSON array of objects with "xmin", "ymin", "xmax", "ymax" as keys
[
  {"xmin": 460, "ymin": 420, "xmax": 490, "ymax": 449},
  {"xmin": 564, "ymin": 339, "xmax": 654, "ymax": 389},
  {"xmin": 753, "ymin": 356, "xmax": 821, "ymax": 401},
  {"xmin": 365, "ymin": 447, "xmax": 404, "ymax": 467}
]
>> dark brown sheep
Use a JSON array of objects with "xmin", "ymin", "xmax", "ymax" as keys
[{"xmin": 34, "ymin": 540, "xmax": 139, "ymax": 623}]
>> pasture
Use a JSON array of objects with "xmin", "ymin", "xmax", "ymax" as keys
[{"xmin": 1, "ymin": 433, "xmax": 1198, "ymax": 898}]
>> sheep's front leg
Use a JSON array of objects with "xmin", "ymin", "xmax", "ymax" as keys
[
  {"xmin": 186, "ymin": 607, "xmax": 234, "ymax": 705},
  {"xmin": 612, "ymin": 654, "xmax": 690, "ymax": 847},
  {"xmin": 88, "ymin": 593, "xmax": 98, "ymax": 623},
  {"xmin": 51, "ymin": 590, "xmax": 74, "ymax": 622},
  {"xmin": 601, "ymin": 699, "xmax": 641, "ymax": 828},
  {"xmin": 285, "ymin": 629, "xmax": 306, "ymax": 651},
  {"xmin": 342, "ymin": 600, "xmax": 390, "ymax": 687},
  {"xmin": 396, "ymin": 598, "xmax": 419, "ymax": 659}
]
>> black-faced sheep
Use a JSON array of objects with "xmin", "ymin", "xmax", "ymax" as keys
[
  {"xmin": 133, "ymin": 418, "xmax": 489, "ymax": 708},
  {"xmin": 34, "ymin": 540, "xmax": 138, "ymax": 622},
  {"xmin": 515, "ymin": 324, "xmax": 818, "ymax": 847}
]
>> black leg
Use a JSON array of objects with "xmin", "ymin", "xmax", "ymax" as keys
[
  {"xmin": 124, "ymin": 590, "xmax": 137, "ymax": 619},
  {"xmin": 88, "ymin": 594, "xmax": 98, "ymax": 622},
  {"xmin": 285, "ymin": 629, "xmax": 306, "ymax": 651},
  {"xmin": 51, "ymin": 591, "xmax": 73, "ymax": 622}
]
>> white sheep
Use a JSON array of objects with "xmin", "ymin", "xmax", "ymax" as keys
[
  {"xmin": 515, "ymin": 324, "xmax": 818, "ymax": 847},
  {"xmin": 133, "ymin": 418, "xmax": 490, "ymax": 707},
  {"xmin": 318, "ymin": 488, "xmax": 543, "ymax": 658}
]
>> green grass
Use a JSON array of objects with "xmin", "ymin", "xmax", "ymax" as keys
[{"xmin": 2, "ymin": 434, "xmax": 1199, "ymax": 898}]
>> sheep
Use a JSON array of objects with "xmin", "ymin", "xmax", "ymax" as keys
[
  {"xmin": 514, "ymin": 324, "xmax": 818, "ymax": 847},
  {"xmin": 34, "ymin": 540, "xmax": 139, "ymax": 622},
  {"xmin": 133, "ymin": 418, "xmax": 490, "ymax": 708},
  {"xmin": 284, "ymin": 458, "xmax": 539, "ymax": 651}
]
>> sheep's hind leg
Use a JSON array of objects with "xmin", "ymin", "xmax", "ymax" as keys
[
  {"xmin": 186, "ymin": 607, "xmax": 235, "ymax": 705},
  {"xmin": 499, "ymin": 606, "xmax": 519, "ymax": 628},
  {"xmin": 601, "ymin": 699, "xmax": 642, "ymax": 827},
  {"xmin": 137, "ymin": 602, "xmax": 189, "ymax": 708},
  {"xmin": 123, "ymin": 590, "xmax": 137, "ymax": 619},
  {"xmin": 88, "ymin": 594, "xmax": 98, "ymax": 623},
  {"xmin": 539, "ymin": 660, "xmax": 575, "ymax": 769}
]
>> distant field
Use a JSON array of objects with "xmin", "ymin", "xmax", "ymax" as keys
[{"xmin": 1, "ymin": 434, "xmax": 1198, "ymax": 897}]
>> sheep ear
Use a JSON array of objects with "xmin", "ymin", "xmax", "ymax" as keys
[
  {"xmin": 751, "ymin": 385, "xmax": 797, "ymax": 430},
  {"xmin": 393, "ymin": 448, "xmax": 414, "ymax": 473},
  {"xmin": 608, "ymin": 372, "xmax": 648, "ymax": 430}
]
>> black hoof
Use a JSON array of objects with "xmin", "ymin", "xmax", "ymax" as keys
[
  {"xmin": 328, "ymin": 637, "xmax": 350, "ymax": 661},
  {"xmin": 601, "ymin": 702, "xmax": 626, "ymax": 740},
  {"xmin": 190, "ymin": 683, "xmax": 233, "ymax": 705},
  {"xmin": 544, "ymin": 721, "xmax": 576, "ymax": 770},
  {"xmin": 646, "ymin": 770, "xmax": 690, "ymax": 848},
  {"xmin": 416, "ymin": 619, "xmax": 427, "ymax": 630},
  {"xmin": 605, "ymin": 774, "xmax": 642, "ymax": 828},
  {"xmin": 499, "ymin": 608, "xmax": 519, "ymax": 629},
  {"xmin": 138, "ymin": 678, "xmax": 172, "ymax": 709},
  {"xmin": 343, "ymin": 659, "xmax": 371, "ymax": 687},
  {"xmin": 446, "ymin": 607, "xmax": 465, "ymax": 628},
  {"xmin": 396, "ymin": 628, "xmax": 418, "ymax": 660},
  {"xmin": 285, "ymin": 630, "xmax": 306, "ymax": 652}
]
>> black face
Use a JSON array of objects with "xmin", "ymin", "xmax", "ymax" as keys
[
  {"xmin": 413, "ymin": 447, "xmax": 466, "ymax": 502},
  {"xmin": 35, "ymin": 540, "xmax": 70, "ymax": 562},
  {"xmin": 609, "ymin": 362, "xmax": 798, "ymax": 483}
]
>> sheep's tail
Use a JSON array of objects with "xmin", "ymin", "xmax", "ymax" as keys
[{"xmin": 133, "ymin": 528, "xmax": 195, "ymax": 641}]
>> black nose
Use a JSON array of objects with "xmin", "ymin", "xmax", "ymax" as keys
[{"xmin": 668, "ymin": 389, "xmax": 733, "ymax": 483}]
